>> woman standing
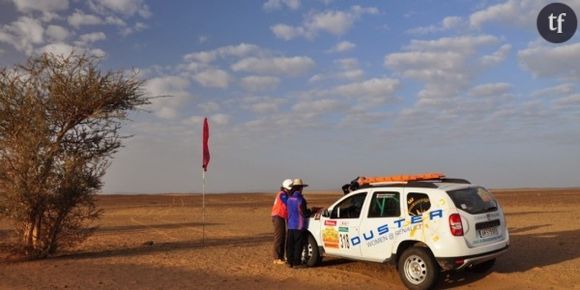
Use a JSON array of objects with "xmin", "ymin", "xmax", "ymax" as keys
[{"xmin": 271, "ymin": 179, "xmax": 293, "ymax": 265}]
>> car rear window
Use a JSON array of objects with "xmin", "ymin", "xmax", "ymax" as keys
[
  {"xmin": 407, "ymin": 192, "xmax": 431, "ymax": 216},
  {"xmin": 447, "ymin": 187, "xmax": 498, "ymax": 214}
]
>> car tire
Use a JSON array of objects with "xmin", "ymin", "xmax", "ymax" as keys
[
  {"xmin": 398, "ymin": 247, "xmax": 440, "ymax": 290},
  {"xmin": 467, "ymin": 258, "xmax": 496, "ymax": 273},
  {"xmin": 302, "ymin": 234, "xmax": 322, "ymax": 267}
]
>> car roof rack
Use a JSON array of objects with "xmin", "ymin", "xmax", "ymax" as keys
[
  {"xmin": 358, "ymin": 172, "xmax": 445, "ymax": 185},
  {"xmin": 341, "ymin": 173, "xmax": 471, "ymax": 194}
]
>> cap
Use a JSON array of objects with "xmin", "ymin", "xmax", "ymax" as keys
[{"xmin": 282, "ymin": 179, "xmax": 293, "ymax": 190}]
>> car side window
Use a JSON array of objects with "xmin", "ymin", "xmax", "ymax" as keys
[
  {"xmin": 407, "ymin": 192, "xmax": 431, "ymax": 216},
  {"xmin": 368, "ymin": 192, "xmax": 400, "ymax": 218},
  {"xmin": 330, "ymin": 192, "xmax": 367, "ymax": 219}
]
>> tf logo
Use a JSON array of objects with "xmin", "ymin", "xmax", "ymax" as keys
[{"xmin": 537, "ymin": 2, "xmax": 577, "ymax": 43}]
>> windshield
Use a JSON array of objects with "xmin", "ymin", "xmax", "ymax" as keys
[{"xmin": 447, "ymin": 186, "xmax": 498, "ymax": 214}]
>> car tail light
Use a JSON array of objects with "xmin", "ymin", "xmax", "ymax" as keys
[{"xmin": 449, "ymin": 213, "xmax": 464, "ymax": 236}]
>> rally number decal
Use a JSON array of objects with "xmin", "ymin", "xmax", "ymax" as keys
[{"xmin": 339, "ymin": 233, "xmax": 350, "ymax": 249}]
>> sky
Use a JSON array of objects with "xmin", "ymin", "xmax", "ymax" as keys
[{"xmin": 0, "ymin": 0, "xmax": 579, "ymax": 193}]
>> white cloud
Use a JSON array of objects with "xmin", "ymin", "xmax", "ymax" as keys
[
  {"xmin": 38, "ymin": 42, "xmax": 106, "ymax": 58},
  {"xmin": 307, "ymin": 10, "xmax": 355, "ymax": 35},
  {"xmin": 406, "ymin": 35, "xmax": 498, "ymax": 52},
  {"xmin": 481, "ymin": 44, "xmax": 511, "ymax": 66},
  {"xmin": 198, "ymin": 101, "xmax": 221, "ymax": 113},
  {"xmin": 309, "ymin": 58, "xmax": 364, "ymax": 83},
  {"xmin": 386, "ymin": 36, "xmax": 502, "ymax": 98},
  {"xmin": 0, "ymin": 16, "xmax": 44, "ymax": 55},
  {"xmin": 193, "ymin": 68, "xmax": 231, "ymax": 88},
  {"xmin": 12, "ymin": 0, "xmax": 69, "ymax": 13},
  {"xmin": 184, "ymin": 43, "xmax": 262, "ymax": 63},
  {"xmin": 250, "ymin": 102, "xmax": 280, "ymax": 114},
  {"xmin": 231, "ymin": 56, "xmax": 315, "ymax": 76},
  {"xmin": 240, "ymin": 76, "xmax": 280, "ymax": 92},
  {"xmin": 68, "ymin": 10, "xmax": 103, "ymax": 28},
  {"xmin": 532, "ymin": 83, "xmax": 576, "ymax": 98},
  {"xmin": 518, "ymin": 42, "xmax": 580, "ymax": 80},
  {"xmin": 340, "ymin": 58, "xmax": 364, "ymax": 80},
  {"xmin": 263, "ymin": 0, "xmax": 300, "ymax": 11},
  {"xmin": 120, "ymin": 22, "xmax": 148, "ymax": 36},
  {"xmin": 328, "ymin": 41, "xmax": 356, "ymax": 53},
  {"xmin": 186, "ymin": 113, "xmax": 230, "ymax": 126},
  {"xmin": 271, "ymin": 6, "xmax": 378, "ymax": 40},
  {"xmin": 38, "ymin": 42, "xmax": 74, "ymax": 56},
  {"xmin": 386, "ymin": 51, "xmax": 467, "ymax": 83},
  {"xmin": 292, "ymin": 99, "xmax": 343, "ymax": 113},
  {"xmin": 45, "ymin": 25, "xmax": 69, "ymax": 41},
  {"xmin": 554, "ymin": 94, "xmax": 580, "ymax": 107},
  {"xmin": 385, "ymin": 34, "xmax": 509, "ymax": 131},
  {"xmin": 210, "ymin": 113, "xmax": 231, "ymax": 125},
  {"xmin": 334, "ymin": 77, "xmax": 400, "ymax": 105},
  {"xmin": 407, "ymin": 16, "xmax": 463, "ymax": 34},
  {"xmin": 144, "ymin": 76, "xmax": 192, "ymax": 119},
  {"xmin": 89, "ymin": 0, "xmax": 151, "ymax": 18},
  {"xmin": 271, "ymin": 24, "xmax": 307, "ymax": 40},
  {"xmin": 241, "ymin": 97, "xmax": 287, "ymax": 114},
  {"xmin": 76, "ymin": 32, "xmax": 107, "ymax": 45},
  {"xmin": 105, "ymin": 16, "xmax": 127, "ymax": 26},
  {"xmin": 468, "ymin": 0, "xmax": 554, "ymax": 28},
  {"xmin": 469, "ymin": 83, "xmax": 511, "ymax": 97}
]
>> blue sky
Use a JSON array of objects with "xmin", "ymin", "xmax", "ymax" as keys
[{"xmin": 1, "ymin": 0, "xmax": 579, "ymax": 193}]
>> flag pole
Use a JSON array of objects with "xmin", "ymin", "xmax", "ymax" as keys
[
  {"xmin": 202, "ymin": 169, "xmax": 206, "ymax": 246},
  {"xmin": 201, "ymin": 117, "xmax": 210, "ymax": 247}
]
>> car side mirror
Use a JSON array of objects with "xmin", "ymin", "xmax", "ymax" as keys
[{"xmin": 322, "ymin": 208, "xmax": 330, "ymax": 218}]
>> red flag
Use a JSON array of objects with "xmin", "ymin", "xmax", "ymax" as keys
[{"xmin": 202, "ymin": 117, "xmax": 210, "ymax": 172}]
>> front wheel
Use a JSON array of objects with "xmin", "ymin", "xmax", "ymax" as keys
[
  {"xmin": 398, "ymin": 247, "xmax": 439, "ymax": 290},
  {"xmin": 302, "ymin": 234, "xmax": 322, "ymax": 267}
]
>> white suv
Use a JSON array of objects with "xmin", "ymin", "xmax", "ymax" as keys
[{"xmin": 303, "ymin": 174, "xmax": 509, "ymax": 290}]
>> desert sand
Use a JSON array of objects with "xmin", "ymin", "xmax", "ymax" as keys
[{"xmin": 0, "ymin": 189, "xmax": 579, "ymax": 289}]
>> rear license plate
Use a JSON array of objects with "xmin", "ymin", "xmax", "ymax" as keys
[{"xmin": 478, "ymin": 226, "xmax": 498, "ymax": 238}]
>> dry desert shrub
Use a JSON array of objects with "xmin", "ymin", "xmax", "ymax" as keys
[{"xmin": 0, "ymin": 53, "xmax": 148, "ymax": 258}]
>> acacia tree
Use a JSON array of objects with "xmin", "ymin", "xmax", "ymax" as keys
[{"xmin": 0, "ymin": 53, "xmax": 148, "ymax": 258}]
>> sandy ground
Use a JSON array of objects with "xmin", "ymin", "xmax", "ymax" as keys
[{"xmin": 0, "ymin": 189, "xmax": 579, "ymax": 289}]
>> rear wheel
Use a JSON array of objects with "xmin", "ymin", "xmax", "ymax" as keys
[
  {"xmin": 467, "ymin": 258, "xmax": 496, "ymax": 273},
  {"xmin": 398, "ymin": 247, "xmax": 439, "ymax": 290},
  {"xmin": 302, "ymin": 234, "xmax": 322, "ymax": 267}
]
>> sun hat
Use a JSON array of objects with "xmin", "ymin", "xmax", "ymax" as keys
[
  {"xmin": 282, "ymin": 179, "xmax": 293, "ymax": 190},
  {"xmin": 292, "ymin": 178, "xmax": 309, "ymax": 187}
]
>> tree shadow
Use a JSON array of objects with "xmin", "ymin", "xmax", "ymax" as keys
[
  {"xmin": 49, "ymin": 233, "xmax": 272, "ymax": 261},
  {"xmin": 95, "ymin": 222, "xmax": 222, "ymax": 236}
]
